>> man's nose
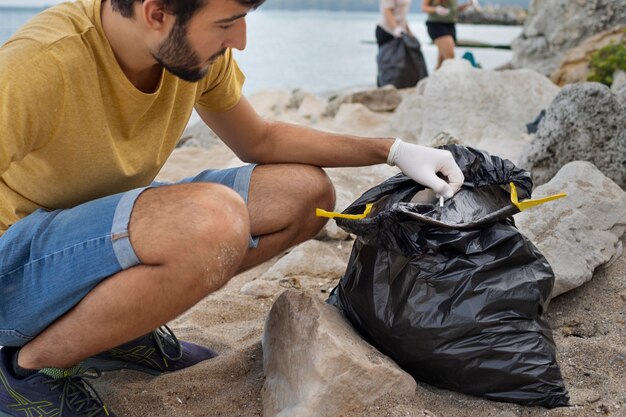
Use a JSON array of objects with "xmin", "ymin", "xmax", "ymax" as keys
[{"xmin": 225, "ymin": 18, "xmax": 247, "ymax": 51}]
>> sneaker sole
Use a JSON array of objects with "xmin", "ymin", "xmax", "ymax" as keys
[{"xmin": 82, "ymin": 358, "xmax": 165, "ymax": 376}]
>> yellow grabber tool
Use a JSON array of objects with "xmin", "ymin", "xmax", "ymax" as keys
[
  {"xmin": 509, "ymin": 182, "xmax": 567, "ymax": 211},
  {"xmin": 316, "ymin": 183, "xmax": 567, "ymax": 219},
  {"xmin": 316, "ymin": 203, "xmax": 373, "ymax": 220}
]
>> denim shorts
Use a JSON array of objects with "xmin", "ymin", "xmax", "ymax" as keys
[{"xmin": 0, "ymin": 165, "xmax": 257, "ymax": 347}]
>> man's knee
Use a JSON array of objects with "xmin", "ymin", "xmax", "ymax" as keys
[
  {"xmin": 187, "ymin": 183, "xmax": 250, "ymax": 251},
  {"xmin": 129, "ymin": 183, "xmax": 250, "ymax": 271}
]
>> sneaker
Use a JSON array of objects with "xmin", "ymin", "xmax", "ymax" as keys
[
  {"xmin": 83, "ymin": 326, "xmax": 217, "ymax": 376},
  {"xmin": 0, "ymin": 348, "xmax": 114, "ymax": 417}
]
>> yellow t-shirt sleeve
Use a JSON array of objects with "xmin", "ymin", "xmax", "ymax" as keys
[
  {"xmin": 0, "ymin": 39, "xmax": 65, "ymax": 176},
  {"xmin": 196, "ymin": 48, "xmax": 245, "ymax": 113}
]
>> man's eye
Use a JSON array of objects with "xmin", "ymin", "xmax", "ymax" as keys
[{"xmin": 219, "ymin": 24, "xmax": 234, "ymax": 30}]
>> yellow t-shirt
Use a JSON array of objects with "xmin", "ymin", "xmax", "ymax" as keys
[{"xmin": 0, "ymin": 0, "xmax": 245, "ymax": 236}]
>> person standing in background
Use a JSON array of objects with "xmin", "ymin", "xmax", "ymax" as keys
[
  {"xmin": 423, "ymin": 0, "xmax": 476, "ymax": 69},
  {"xmin": 376, "ymin": 0, "xmax": 412, "ymax": 48},
  {"xmin": 375, "ymin": 0, "xmax": 429, "ymax": 88}
]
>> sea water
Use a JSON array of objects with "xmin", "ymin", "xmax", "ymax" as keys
[{"xmin": 1, "ymin": 7, "xmax": 522, "ymax": 96}]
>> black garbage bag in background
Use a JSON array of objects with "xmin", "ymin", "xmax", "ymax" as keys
[
  {"xmin": 329, "ymin": 145, "xmax": 569, "ymax": 408},
  {"xmin": 377, "ymin": 33, "xmax": 428, "ymax": 89}
]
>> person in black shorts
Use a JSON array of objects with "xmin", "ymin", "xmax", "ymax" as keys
[{"xmin": 422, "ymin": 0, "xmax": 476, "ymax": 68}]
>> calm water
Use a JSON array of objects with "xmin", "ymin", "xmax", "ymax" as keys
[{"xmin": 0, "ymin": 7, "xmax": 521, "ymax": 96}]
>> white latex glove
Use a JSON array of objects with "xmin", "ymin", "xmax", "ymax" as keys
[
  {"xmin": 435, "ymin": 5, "xmax": 451, "ymax": 16},
  {"xmin": 387, "ymin": 138, "xmax": 464, "ymax": 199},
  {"xmin": 392, "ymin": 26, "xmax": 404, "ymax": 37}
]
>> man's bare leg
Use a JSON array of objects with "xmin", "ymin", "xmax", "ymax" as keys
[{"xmin": 16, "ymin": 164, "xmax": 334, "ymax": 369}]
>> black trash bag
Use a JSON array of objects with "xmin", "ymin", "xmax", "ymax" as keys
[
  {"xmin": 329, "ymin": 145, "xmax": 569, "ymax": 408},
  {"xmin": 377, "ymin": 33, "xmax": 428, "ymax": 89}
]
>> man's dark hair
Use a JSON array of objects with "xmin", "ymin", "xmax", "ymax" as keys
[{"xmin": 111, "ymin": 0, "xmax": 265, "ymax": 24}]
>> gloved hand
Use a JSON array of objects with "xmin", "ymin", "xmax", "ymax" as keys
[
  {"xmin": 435, "ymin": 5, "xmax": 451, "ymax": 16},
  {"xmin": 392, "ymin": 26, "xmax": 404, "ymax": 37},
  {"xmin": 387, "ymin": 138, "xmax": 464, "ymax": 199}
]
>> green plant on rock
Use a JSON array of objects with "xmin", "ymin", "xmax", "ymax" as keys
[{"xmin": 587, "ymin": 40, "xmax": 626, "ymax": 86}]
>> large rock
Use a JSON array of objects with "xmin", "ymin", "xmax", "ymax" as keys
[
  {"xmin": 388, "ymin": 60, "xmax": 559, "ymax": 163},
  {"xmin": 262, "ymin": 291, "xmax": 417, "ymax": 417},
  {"xmin": 386, "ymin": 81, "xmax": 426, "ymax": 143},
  {"xmin": 260, "ymin": 240, "xmax": 346, "ymax": 281},
  {"xmin": 248, "ymin": 90, "xmax": 292, "ymax": 117},
  {"xmin": 511, "ymin": 0, "xmax": 626, "ymax": 75},
  {"xmin": 331, "ymin": 103, "xmax": 391, "ymax": 136},
  {"xmin": 519, "ymin": 82, "xmax": 626, "ymax": 188},
  {"xmin": 550, "ymin": 26, "xmax": 626, "ymax": 86},
  {"xmin": 458, "ymin": 5, "xmax": 527, "ymax": 26},
  {"xmin": 325, "ymin": 85, "xmax": 403, "ymax": 118},
  {"xmin": 177, "ymin": 121, "xmax": 221, "ymax": 149},
  {"xmin": 156, "ymin": 145, "xmax": 241, "ymax": 182},
  {"xmin": 296, "ymin": 93, "xmax": 326, "ymax": 122},
  {"xmin": 516, "ymin": 161, "xmax": 626, "ymax": 298}
]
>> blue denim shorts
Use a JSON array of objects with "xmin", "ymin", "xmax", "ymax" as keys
[{"xmin": 0, "ymin": 165, "xmax": 257, "ymax": 347}]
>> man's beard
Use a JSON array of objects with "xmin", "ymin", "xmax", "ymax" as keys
[{"xmin": 152, "ymin": 22, "xmax": 225, "ymax": 82}]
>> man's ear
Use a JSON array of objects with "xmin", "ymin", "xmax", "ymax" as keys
[{"xmin": 139, "ymin": 0, "xmax": 175, "ymax": 35}]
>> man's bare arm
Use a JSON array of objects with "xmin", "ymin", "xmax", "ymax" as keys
[
  {"xmin": 197, "ymin": 96, "xmax": 464, "ymax": 197},
  {"xmin": 196, "ymin": 96, "xmax": 394, "ymax": 168}
]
